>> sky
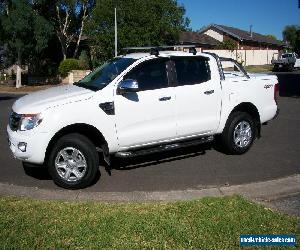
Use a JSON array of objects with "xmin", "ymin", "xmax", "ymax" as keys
[{"xmin": 178, "ymin": 0, "xmax": 300, "ymax": 40}]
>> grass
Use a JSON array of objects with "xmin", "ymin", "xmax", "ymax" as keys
[
  {"xmin": 0, "ymin": 195, "xmax": 299, "ymax": 249},
  {"xmin": 245, "ymin": 64, "xmax": 273, "ymax": 73}
]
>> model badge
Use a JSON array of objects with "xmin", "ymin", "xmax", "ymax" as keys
[{"xmin": 264, "ymin": 84, "xmax": 272, "ymax": 89}]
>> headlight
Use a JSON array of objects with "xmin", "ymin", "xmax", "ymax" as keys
[{"xmin": 19, "ymin": 113, "xmax": 43, "ymax": 131}]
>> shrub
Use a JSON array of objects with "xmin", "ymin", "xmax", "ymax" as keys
[
  {"xmin": 58, "ymin": 59, "xmax": 81, "ymax": 77},
  {"xmin": 78, "ymin": 50, "xmax": 90, "ymax": 70}
]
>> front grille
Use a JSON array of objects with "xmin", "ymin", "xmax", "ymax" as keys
[{"xmin": 9, "ymin": 112, "xmax": 21, "ymax": 131}]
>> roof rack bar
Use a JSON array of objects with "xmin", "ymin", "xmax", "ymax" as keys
[
  {"xmin": 122, "ymin": 45, "xmax": 198, "ymax": 56},
  {"xmin": 123, "ymin": 45, "xmax": 196, "ymax": 51},
  {"xmin": 189, "ymin": 47, "xmax": 197, "ymax": 55}
]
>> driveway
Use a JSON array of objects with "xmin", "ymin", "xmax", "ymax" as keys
[{"xmin": 0, "ymin": 71, "xmax": 299, "ymax": 193}]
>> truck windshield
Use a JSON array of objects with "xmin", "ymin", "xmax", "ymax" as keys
[{"xmin": 75, "ymin": 57, "xmax": 136, "ymax": 91}]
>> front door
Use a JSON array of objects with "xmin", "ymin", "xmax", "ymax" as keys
[{"xmin": 114, "ymin": 58, "xmax": 176, "ymax": 149}]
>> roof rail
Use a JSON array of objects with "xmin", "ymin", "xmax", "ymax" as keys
[{"xmin": 122, "ymin": 45, "xmax": 198, "ymax": 56}]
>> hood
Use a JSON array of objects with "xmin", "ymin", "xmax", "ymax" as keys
[{"xmin": 13, "ymin": 85, "xmax": 94, "ymax": 114}]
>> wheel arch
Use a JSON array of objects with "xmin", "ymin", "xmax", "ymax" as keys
[
  {"xmin": 230, "ymin": 102, "xmax": 261, "ymax": 138},
  {"xmin": 45, "ymin": 123, "xmax": 108, "ymax": 164}
]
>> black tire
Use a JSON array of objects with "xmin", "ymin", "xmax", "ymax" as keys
[
  {"xmin": 48, "ymin": 133, "xmax": 99, "ymax": 189},
  {"xmin": 220, "ymin": 112, "xmax": 256, "ymax": 155}
]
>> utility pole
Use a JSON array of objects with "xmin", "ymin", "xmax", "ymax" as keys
[{"xmin": 114, "ymin": 6, "xmax": 117, "ymax": 57}]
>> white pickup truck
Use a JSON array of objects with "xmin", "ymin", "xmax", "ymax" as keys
[{"xmin": 7, "ymin": 48, "xmax": 279, "ymax": 189}]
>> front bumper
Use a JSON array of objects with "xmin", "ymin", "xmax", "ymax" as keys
[{"xmin": 7, "ymin": 125, "xmax": 49, "ymax": 164}]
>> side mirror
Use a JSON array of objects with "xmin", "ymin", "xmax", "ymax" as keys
[{"xmin": 117, "ymin": 79, "xmax": 139, "ymax": 95}]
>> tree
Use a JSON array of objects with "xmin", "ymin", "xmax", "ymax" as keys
[
  {"xmin": 218, "ymin": 39, "xmax": 237, "ymax": 51},
  {"xmin": 265, "ymin": 34, "xmax": 277, "ymax": 41},
  {"xmin": 283, "ymin": 25, "xmax": 300, "ymax": 53},
  {"xmin": 1, "ymin": 0, "xmax": 53, "ymax": 87},
  {"xmin": 54, "ymin": 0, "xmax": 95, "ymax": 59},
  {"xmin": 295, "ymin": 30, "xmax": 300, "ymax": 54},
  {"xmin": 86, "ymin": 0, "xmax": 190, "ymax": 63}
]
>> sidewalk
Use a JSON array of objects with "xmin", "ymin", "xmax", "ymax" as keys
[{"xmin": 0, "ymin": 174, "xmax": 299, "ymax": 203}]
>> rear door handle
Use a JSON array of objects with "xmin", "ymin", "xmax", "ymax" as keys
[
  {"xmin": 159, "ymin": 96, "xmax": 171, "ymax": 101},
  {"xmin": 204, "ymin": 90, "xmax": 214, "ymax": 95}
]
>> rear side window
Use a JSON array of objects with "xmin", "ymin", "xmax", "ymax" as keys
[
  {"xmin": 124, "ymin": 59, "xmax": 168, "ymax": 91},
  {"xmin": 173, "ymin": 57, "xmax": 211, "ymax": 86}
]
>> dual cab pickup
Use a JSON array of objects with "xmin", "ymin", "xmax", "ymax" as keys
[{"xmin": 7, "ymin": 49, "xmax": 279, "ymax": 189}]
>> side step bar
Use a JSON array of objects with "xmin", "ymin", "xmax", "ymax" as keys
[{"xmin": 115, "ymin": 135, "xmax": 214, "ymax": 158}]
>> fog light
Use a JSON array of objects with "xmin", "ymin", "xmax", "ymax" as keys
[{"xmin": 18, "ymin": 142, "xmax": 27, "ymax": 152}]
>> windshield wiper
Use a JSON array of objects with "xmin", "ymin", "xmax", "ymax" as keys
[{"xmin": 74, "ymin": 82, "xmax": 102, "ymax": 91}]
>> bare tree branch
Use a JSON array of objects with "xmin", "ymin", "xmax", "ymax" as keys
[
  {"xmin": 55, "ymin": 0, "xmax": 93, "ymax": 60},
  {"xmin": 73, "ymin": 1, "xmax": 88, "ymax": 57}
]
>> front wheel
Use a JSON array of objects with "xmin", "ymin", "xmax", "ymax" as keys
[
  {"xmin": 220, "ymin": 112, "xmax": 256, "ymax": 154},
  {"xmin": 48, "ymin": 133, "xmax": 99, "ymax": 189}
]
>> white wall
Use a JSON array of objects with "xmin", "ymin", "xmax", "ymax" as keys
[
  {"xmin": 202, "ymin": 49, "xmax": 278, "ymax": 66},
  {"xmin": 68, "ymin": 70, "xmax": 91, "ymax": 84}
]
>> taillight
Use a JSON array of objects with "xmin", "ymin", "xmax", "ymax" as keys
[{"xmin": 274, "ymin": 83, "xmax": 279, "ymax": 104}]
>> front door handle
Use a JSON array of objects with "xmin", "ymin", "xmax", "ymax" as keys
[
  {"xmin": 204, "ymin": 90, "xmax": 214, "ymax": 95},
  {"xmin": 159, "ymin": 96, "xmax": 171, "ymax": 101}
]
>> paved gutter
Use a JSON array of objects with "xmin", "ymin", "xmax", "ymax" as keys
[{"xmin": 0, "ymin": 174, "xmax": 299, "ymax": 203}]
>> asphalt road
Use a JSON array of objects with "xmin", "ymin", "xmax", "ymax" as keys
[{"xmin": 0, "ymin": 71, "xmax": 299, "ymax": 192}]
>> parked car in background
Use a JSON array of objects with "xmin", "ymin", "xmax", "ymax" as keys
[{"xmin": 271, "ymin": 52, "xmax": 300, "ymax": 71}]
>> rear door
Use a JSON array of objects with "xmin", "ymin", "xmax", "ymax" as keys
[
  {"xmin": 172, "ymin": 56, "xmax": 222, "ymax": 137},
  {"xmin": 114, "ymin": 58, "xmax": 177, "ymax": 149}
]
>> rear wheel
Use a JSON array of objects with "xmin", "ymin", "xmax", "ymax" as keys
[
  {"xmin": 220, "ymin": 112, "xmax": 256, "ymax": 154},
  {"xmin": 48, "ymin": 133, "xmax": 99, "ymax": 189}
]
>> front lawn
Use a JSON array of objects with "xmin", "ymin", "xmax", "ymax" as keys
[
  {"xmin": 245, "ymin": 64, "xmax": 273, "ymax": 73},
  {"xmin": 0, "ymin": 195, "xmax": 298, "ymax": 249}
]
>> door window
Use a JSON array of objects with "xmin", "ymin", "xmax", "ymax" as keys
[
  {"xmin": 173, "ymin": 57, "xmax": 211, "ymax": 86},
  {"xmin": 124, "ymin": 59, "xmax": 168, "ymax": 91}
]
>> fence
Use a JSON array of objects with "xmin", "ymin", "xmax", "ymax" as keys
[{"xmin": 202, "ymin": 49, "xmax": 278, "ymax": 66}]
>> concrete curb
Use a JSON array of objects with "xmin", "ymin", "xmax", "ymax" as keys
[{"xmin": 0, "ymin": 175, "xmax": 299, "ymax": 202}]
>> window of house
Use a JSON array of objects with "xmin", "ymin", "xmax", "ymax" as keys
[
  {"xmin": 124, "ymin": 59, "xmax": 168, "ymax": 91},
  {"xmin": 173, "ymin": 57, "xmax": 211, "ymax": 86}
]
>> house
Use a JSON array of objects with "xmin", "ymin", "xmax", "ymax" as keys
[
  {"xmin": 199, "ymin": 24, "xmax": 284, "ymax": 50},
  {"xmin": 178, "ymin": 31, "xmax": 221, "ymax": 50},
  {"xmin": 179, "ymin": 24, "xmax": 286, "ymax": 66}
]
